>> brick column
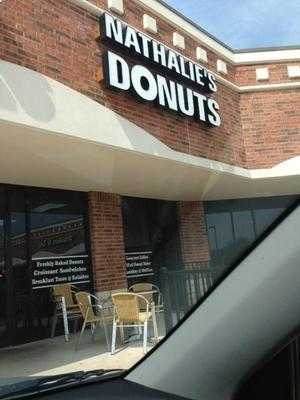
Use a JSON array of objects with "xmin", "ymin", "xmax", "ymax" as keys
[
  {"xmin": 178, "ymin": 201, "xmax": 210, "ymax": 264},
  {"xmin": 88, "ymin": 192, "xmax": 127, "ymax": 294}
]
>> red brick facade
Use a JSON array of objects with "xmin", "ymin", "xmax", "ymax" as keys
[
  {"xmin": 88, "ymin": 192, "xmax": 127, "ymax": 292},
  {"xmin": 235, "ymin": 62, "xmax": 300, "ymax": 86},
  {"xmin": 1, "ymin": 0, "xmax": 299, "ymax": 171},
  {"xmin": 240, "ymin": 90, "xmax": 300, "ymax": 168},
  {"xmin": 178, "ymin": 201, "xmax": 210, "ymax": 264},
  {"xmin": 1, "ymin": 0, "xmax": 299, "ymax": 291}
]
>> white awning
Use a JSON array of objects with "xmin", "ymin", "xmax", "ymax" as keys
[{"xmin": 0, "ymin": 60, "xmax": 299, "ymax": 201}]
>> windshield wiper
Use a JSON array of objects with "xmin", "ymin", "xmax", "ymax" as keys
[{"xmin": 0, "ymin": 369, "xmax": 124, "ymax": 399}]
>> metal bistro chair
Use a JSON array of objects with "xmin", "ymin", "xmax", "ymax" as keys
[
  {"xmin": 111, "ymin": 292, "xmax": 158, "ymax": 355},
  {"xmin": 51, "ymin": 283, "xmax": 81, "ymax": 341},
  {"xmin": 75, "ymin": 291, "xmax": 112, "ymax": 351},
  {"xmin": 129, "ymin": 282, "xmax": 164, "ymax": 313}
]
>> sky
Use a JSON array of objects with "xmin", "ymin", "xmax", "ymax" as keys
[{"xmin": 164, "ymin": 0, "xmax": 300, "ymax": 49}]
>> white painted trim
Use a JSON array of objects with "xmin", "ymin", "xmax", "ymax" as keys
[
  {"xmin": 215, "ymin": 77, "xmax": 300, "ymax": 93},
  {"xmin": 234, "ymin": 49, "xmax": 300, "ymax": 64},
  {"xmin": 256, "ymin": 67, "xmax": 269, "ymax": 81},
  {"xmin": 287, "ymin": 65, "xmax": 300, "ymax": 78},
  {"xmin": 143, "ymin": 14, "xmax": 158, "ymax": 34},
  {"xmin": 217, "ymin": 78, "xmax": 300, "ymax": 93},
  {"xmin": 173, "ymin": 32, "xmax": 185, "ymax": 50},
  {"xmin": 217, "ymin": 59, "xmax": 228, "ymax": 75},
  {"xmin": 138, "ymin": 0, "xmax": 300, "ymax": 64},
  {"xmin": 69, "ymin": 0, "xmax": 300, "ymax": 65},
  {"xmin": 239, "ymin": 81, "xmax": 300, "ymax": 92},
  {"xmin": 137, "ymin": 0, "xmax": 234, "ymax": 61},
  {"xmin": 70, "ymin": 0, "xmax": 103, "ymax": 16},
  {"xmin": 107, "ymin": 0, "xmax": 124, "ymax": 16},
  {"xmin": 196, "ymin": 47, "xmax": 207, "ymax": 63}
]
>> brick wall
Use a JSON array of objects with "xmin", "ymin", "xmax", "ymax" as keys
[
  {"xmin": 1, "ymin": 0, "xmax": 299, "ymax": 170},
  {"xmin": 235, "ymin": 62, "xmax": 300, "ymax": 86},
  {"xmin": 240, "ymin": 89, "xmax": 300, "ymax": 168},
  {"xmin": 0, "ymin": 0, "xmax": 299, "ymax": 168},
  {"xmin": 178, "ymin": 201, "xmax": 210, "ymax": 264},
  {"xmin": 88, "ymin": 191, "xmax": 127, "ymax": 292},
  {"xmin": 0, "ymin": 0, "xmax": 244, "ymax": 168}
]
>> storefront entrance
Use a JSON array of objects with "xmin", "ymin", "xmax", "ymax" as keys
[
  {"xmin": 122, "ymin": 197, "xmax": 182, "ymax": 287},
  {"xmin": 0, "ymin": 185, "xmax": 92, "ymax": 348}
]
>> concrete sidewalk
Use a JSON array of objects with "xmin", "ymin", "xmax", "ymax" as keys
[
  {"xmin": 0, "ymin": 332, "xmax": 153, "ymax": 379},
  {"xmin": 0, "ymin": 315, "xmax": 166, "ymax": 379}
]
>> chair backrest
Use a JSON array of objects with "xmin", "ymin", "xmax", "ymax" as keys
[
  {"xmin": 129, "ymin": 282, "xmax": 153, "ymax": 306},
  {"xmin": 112, "ymin": 293, "xmax": 148, "ymax": 323},
  {"xmin": 129, "ymin": 283, "xmax": 161, "ymax": 305},
  {"xmin": 52, "ymin": 284, "xmax": 75, "ymax": 308},
  {"xmin": 75, "ymin": 292, "xmax": 95, "ymax": 322}
]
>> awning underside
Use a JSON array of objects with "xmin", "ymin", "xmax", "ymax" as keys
[{"xmin": 0, "ymin": 60, "xmax": 299, "ymax": 201}]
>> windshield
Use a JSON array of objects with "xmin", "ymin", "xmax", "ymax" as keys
[
  {"xmin": 0, "ymin": 189, "xmax": 297, "ymax": 387},
  {"xmin": 0, "ymin": 0, "xmax": 299, "ymax": 397}
]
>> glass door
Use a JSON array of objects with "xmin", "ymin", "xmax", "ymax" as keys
[
  {"xmin": 29, "ymin": 188, "xmax": 91, "ymax": 339},
  {"xmin": 6, "ymin": 187, "xmax": 32, "ymax": 345},
  {"xmin": 0, "ymin": 187, "xmax": 8, "ymax": 346},
  {"xmin": 0, "ymin": 185, "xmax": 91, "ymax": 348}
]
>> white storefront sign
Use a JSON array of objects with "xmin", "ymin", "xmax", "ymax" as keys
[{"xmin": 100, "ymin": 13, "xmax": 221, "ymax": 127}]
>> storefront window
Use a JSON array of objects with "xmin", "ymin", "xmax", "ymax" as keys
[
  {"xmin": 122, "ymin": 197, "xmax": 181, "ymax": 287},
  {"xmin": 30, "ymin": 190, "xmax": 87, "ymax": 259},
  {"xmin": 0, "ymin": 186, "xmax": 91, "ymax": 348},
  {"xmin": 205, "ymin": 196, "xmax": 298, "ymax": 273},
  {"xmin": 0, "ymin": 188, "xmax": 6, "ymax": 343},
  {"xmin": 29, "ymin": 189, "xmax": 89, "ymax": 335},
  {"xmin": 122, "ymin": 197, "xmax": 151, "ymax": 252},
  {"xmin": 0, "ymin": 189, "xmax": 5, "ymax": 275},
  {"xmin": 9, "ymin": 189, "xmax": 27, "ymax": 268},
  {"xmin": 253, "ymin": 207, "xmax": 285, "ymax": 236},
  {"xmin": 206, "ymin": 211, "xmax": 235, "ymax": 268}
]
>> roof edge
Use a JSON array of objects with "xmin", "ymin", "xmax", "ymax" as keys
[
  {"xmin": 234, "ymin": 44, "xmax": 300, "ymax": 53},
  {"xmin": 70, "ymin": 0, "xmax": 300, "ymax": 64},
  {"xmin": 154, "ymin": 0, "xmax": 233, "ymax": 51},
  {"xmin": 155, "ymin": 0, "xmax": 300, "ymax": 54}
]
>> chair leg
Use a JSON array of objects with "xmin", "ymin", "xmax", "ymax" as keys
[
  {"xmin": 111, "ymin": 320, "xmax": 117, "ymax": 355},
  {"xmin": 91, "ymin": 323, "xmax": 96, "ymax": 341},
  {"xmin": 102, "ymin": 319, "xmax": 110, "ymax": 352},
  {"xmin": 120, "ymin": 323, "xmax": 125, "ymax": 344},
  {"xmin": 152, "ymin": 308, "xmax": 159, "ymax": 341},
  {"xmin": 143, "ymin": 320, "xmax": 148, "ymax": 354},
  {"xmin": 73, "ymin": 318, "xmax": 79, "ymax": 334},
  {"xmin": 76, "ymin": 320, "xmax": 86, "ymax": 350},
  {"xmin": 61, "ymin": 297, "xmax": 69, "ymax": 342},
  {"xmin": 51, "ymin": 307, "xmax": 58, "ymax": 339}
]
